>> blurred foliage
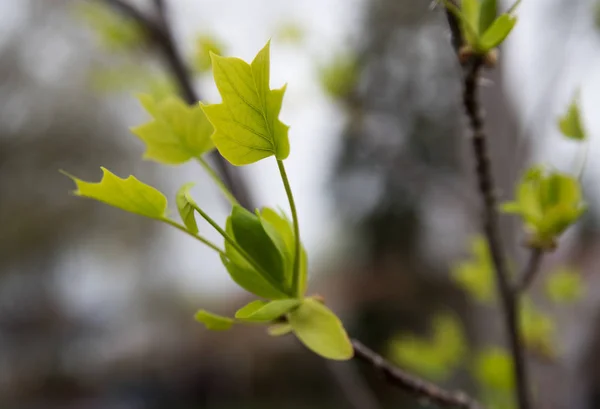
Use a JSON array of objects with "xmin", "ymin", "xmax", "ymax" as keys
[
  {"xmin": 474, "ymin": 348, "xmax": 515, "ymax": 409},
  {"xmin": 275, "ymin": 22, "xmax": 305, "ymax": 44},
  {"xmin": 558, "ymin": 91, "xmax": 586, "ymax": 141},
  {"xmin": 318, "ymin": 53, "xmax": 359, "ymax": 99},
  {"xmin": 89, "ymin": 64, "xmax": 176, "ymax": 97},
  {"xmin": 387, "ymin": 313, "xmax": 467, "ymax": 381},
  {"xmin": 193, "ymin": 34, "xmax": 226, "ymax": 73},
  {"xmin": 451, "ymin": 236, "xmax": 495, "ymax": 303},
  {"xmin": 545, "ymin": 267, "xmax": 585, "ymax": 304},
  {"xmin": 519, "ymin": 297, "xmax": 556, "ymax": 358}
]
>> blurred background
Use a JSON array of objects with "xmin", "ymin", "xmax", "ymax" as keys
[{"xmin": 2, "ymin": 0, "xmax": 600, "ymax": 408}]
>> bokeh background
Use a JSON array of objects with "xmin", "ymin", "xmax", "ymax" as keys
[{"xmin": 2, "ymin": 0, "xmax": 600, "ymax": 408}]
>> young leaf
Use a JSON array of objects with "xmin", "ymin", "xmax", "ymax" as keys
[
  {"xmin": 195, "ymin": 310, "xmax": 234, "ymax": 331},
  {"xmin": 519, "ymin": 298, "xmax": 556, "ymax": 357},
  {"xmin": 268, "ymin": 323, "xmax": 293, "ymax": 336},
  {"xmin": 479, "ymin": 0, "xmax": 497, "ymax": 34},
  {"xmin": 230, "ymin": 206, "xmax": 287, "ymax": 293},
  {"xmin": 461, "ymin": 0, "xmax": 481, "ymax": 46},
  {"xmin": 62, "ymin": 167, "xmax": 167, "ymax": 219},
  {"xmin": 176, "ymin": 183, "xmax": 199, "ymax": 234},
  {"xmin": 451, "ymin": 237, "xmax": 495, "ymax": 303},
  {"xmin": 474, "ymin": 348, "xmax": 514, "ymax": 391},
  {"xmin": 201, "ymin": 41, "xmax": 290, "ymax": 165},
  {"xmin": 131, "ymin": 94, "xmax": 214, "ymax": 165},
  {"xmin": 288, "ymin": 298, "xmax": 353, "ymax": 361},
  {"xmin": 545, "ymin": 267, "xmax": 585, "ymax": 303},
  {"xmin": 479, "ymin": 14, "xmax": 517, "ymax": 52},
  {"xmin": 558, "ymin": 92, "xmax": 586, "ymax": 141},
  {"xmin": 221, "ymin": 254, "xmax": 290, "ymax": 300},
  {"xmin": 235, "ymin": 299, "xmax": 301, "ymax": 322}
]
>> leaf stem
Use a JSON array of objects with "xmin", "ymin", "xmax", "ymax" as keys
[
  {"xmin": 277, "ymin": 160, "xmax": 302, "ymax": 296},
  {"xmin": 196, "ymin": 156, "xmax": 239, "ymax": 207},
  {"xmin": 161, "ymin": 218, "xmax": 226, "ymax": 256}
]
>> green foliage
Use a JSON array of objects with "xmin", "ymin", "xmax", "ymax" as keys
[
  {"xmin": 202, "ymin": 41, "xmax": 290, "ymax": 165},
  {"xmin": 89, "ymin": 65, "xmax": 176, "ymax": 98},
  {"xmin": 195, "ymin": 310, "xmax": 234, "ymax": 331},
  {"xmin": 62, "ymin": 167, "xmax": 167, "ymax": 220},
  {"xmin": 451, "ymin": 236, "xmax": 495, "ymax": 303},
  {"xmin": 388, "ymin": 313, "xmax": 467, "ymax": 381},
  {"xmin": 545, "ymin": 267, "xmax": 585, "ymax": 303},
  {"xmin": 275, "ymin": 22, "xmax": 305, "ymax": 44},
  {"xmin": 318, "ymin": 54, "xmax": 358, "ymax": 99},
  {"xmin": 235, "ymin": 299, "xmax": 301, "ymax": 322},
  {"xmin": 288, "ymin": 298, "xmax": 354, "ymax": 360},
  {"xmin": 74, "ymin": 2, "xmax": 145, "ymax": 51},
  {"xmin": 474, "ymin": 348, "xmax": 514, "ymax": 391},
  {"xmin": 501, "ymin": 166, "xmax": 586, "ymax": 249},
  {"xmin": 558, "ymin": 92, "xmax": 586, "ymax": 141},
  {"xmin": 193, "ymin": 35, "xmax": 225, "ymax": 74},
  {"xmin": 131, "ymin": 94, "xmax": 214, "ymax": 165},
  {"xmin": 478, "ymin": 0, "xmax": 498, "ymax": 34},
  {"xmin": 176, "ymin": 183, "xmax": 200, "ymax": 234},
  {"xmin": 519, "ymin": 298, "xmax": 556, "ymax": 357}
]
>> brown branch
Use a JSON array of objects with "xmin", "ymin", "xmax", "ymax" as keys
[
  {"xmin": 352, "ymin": 340, "xmax": 482, "ymax": 409},
  {"xmin": 94, "ymin": 0, "xmax": 254, "ymax": 210},
  {"xmin": 516, "ymin": 249, "xmax": 543, "ymax": 293},
  {"xmin": 461, "ymin": 58, "xmax": 531, "ymax": 409}
]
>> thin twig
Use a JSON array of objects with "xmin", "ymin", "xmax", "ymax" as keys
[
  {"xmin": 95, "ymin": 0, "xmax": 254, "ymax": 209},
  {"xmin": 461, "ymin": 58, "xmax": 531, "ymax": 409},
  {"xmin": 516, "ymin": 248, "xmax": 543, "ymax": 293},
  {"xmin": 352, "ymin": 340, "xmax": 482, "ymax": 409}
]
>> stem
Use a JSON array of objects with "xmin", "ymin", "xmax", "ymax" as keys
[
  {"xmin": 462, "ymin": 59, "xmax": 531, "ymax": 409},
  {"xmin": 277, "ymin": 160, "xmax": 302, "ymax": 296},
  {"xmin": 196, "ymin": 156, "xmax": 239, "ymax": 207},
  {"xmin": 351, "ymin": 340, "xmax": 482, "ymax": 409},
  {"xmin": 161, "ymin": 218, "xmax": 226, "ymax": 256}
]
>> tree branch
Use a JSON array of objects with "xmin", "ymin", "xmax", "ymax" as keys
[
  {"xmin": 461, "ymin": 58, "xmax": 531, "ymax": 409},
  {"xmin": 516, "ymin": 248, "xmax": 543, "ymax": 293},
  {"xmin": 352, "ymin": 340, "xmax": 482, "ymax": 409},
  {"xmin": 94, "ymin": 0, "xmax": 254, "ymax": 210}
]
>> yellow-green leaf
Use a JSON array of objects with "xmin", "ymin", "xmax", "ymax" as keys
[
  {"xmin": 558, "ymin": 92, "xmax": 586, "ymax": 141},
  {"xmin": 194, "ymin": 310, "xmax": 234, "ymax": 331},
  {"xmin": 267, "ymin": 323, "xmax": 293, "ymax": 336},
  {"xmin": 235, "ymin": 299, "xmax": 301, "ymax": 322},
  {"xmin": 545, "ymin": 267, "xmax": 585, "ymax": 303},
  {"xmin": 131, "ymin": 94, "xmax": 214, "ymax": 165},
  {"xmin": 176, "ymin": 183, "xmax": 199, "ymax": 234},
  {"xmin": 202, "ymin": 41, "xmax": 290, "ymax": 165},
  {"xmin": 451, "ymin": 237, "xmax": 495, "ymax": 303},
  {"xmin": 519, "ymin": 298, "xmax": 556, "ymax": 357},
  {"xmin": 479, "ymin": 0, "xmax": 497, "ymax": 34},
  {"xmin": 62, "ymin": 167, "xmax": 167, "ymax": 220},
  {"xmin": 193, "ymin": 34, "xmax": 225, "ymax": 74},
  {"xmin": 479, "ymin": 14, "xmax": 517, "ymax": 52},
  {"xmin": 288, "ymin": 298, "xmax": 353, "ymax": 360},
  {"xmin": 462, "ymin": 0, "xmax": 481, "ymax": 46},
  {"xmin": 474, "ymin": 348, "xmax": 514, "ymax": 391}
]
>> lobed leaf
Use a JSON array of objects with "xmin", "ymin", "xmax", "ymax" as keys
[
  {"xmin": 288, "ymin": 298, "xmax": 353, "ymax": 361},
  {"xmin": 131, "ymin": 94, "xmax": 214, "ymax": 165},
  {"xmin": 62, "ymin": 167, "xmax": 167, "ymax": 220},
  {"xmin": 202, "ymin": 41, "xmax": 290, "ymax": 165}
]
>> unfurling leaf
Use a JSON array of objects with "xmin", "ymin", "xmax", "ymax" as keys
[
  {"xmin": 388, "ymin": 313, "xmax": 467, "ymax": 381},
  {"xmin": 195, "ymin": 310, "xmax": 234, "ymax": 331},
  {"xmin": 451, "ymin": 236, "xmax": 495, "ymax": 303},
  {"xmin": 62, "ymin": 167, "xmax": 167, "ymax": 220},
  {"xmin": 193, "ymin": 34, "xmax": 225, "ymax": 73},
  {"xmin": 131, "ymin": 94, "xmax": 214, "ymax": 165},
  {"xmin": 558, "ymin": 92, "xmax": 586, "ymax": 141},
  {"xmin": 545, "ymin": 267, "xmax": 585, "ymax": 303},
  {"xmin": 235, "ymin": 299, "xmax": 301, "ymax": 322},
  {"xmin": 288, "ymin": 298, "xmax": 353, "ymax": 360},
  {"xmin": 176, "ymin": 183, "xmax": 199, "ymax": 234},
  {"xmin": 474, "ymin": 348, "xmax": 515, "ymax": 391},
  {"xmin": 202, "ymin": 41, "xmax": 290, "ymax": 165},
  {"xmin": 501, "ymin": 167, "xmax": 586, "ymax": 249},
  {"xmin": 478, "ymin": 14, "xmax": 517, "ymax": 51}
]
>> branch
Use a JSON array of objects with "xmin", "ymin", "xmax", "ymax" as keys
[
  {"xmin": 94, "ymin": 0, "xmax": 254, "ymax": 210},
  {"xmin": 461, "ymin": 58, "xmax": 531, "ymax": 409},
  {"xmin": 516, "ymin": 248, "xmax": 543, "ymax": 293},
  {"xmin": 352, "ymin": 340, "xmax": 482, "ymax": 409}
]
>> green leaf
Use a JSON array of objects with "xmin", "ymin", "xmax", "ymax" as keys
[
  {"xmin": 193, "ymin": 34, "xmax": 225, "ymax": 74},
  {"xmin": 221, "ymin": 254, "xmax": 290, "ymax": 300},
  {"xmin": 194, "ymin": 309, "xmax": 234, "ymax": 331},
  {"xmin": 235, "ymin": 299, "xmax": 301, "ymax": 322},
  {"xmin": 462, "ymin": 0, "xmax": 481, "ymax": 46},
  {"xmin": 479, "ymin": 0, "xmax": 497, "ymax": 33},
  {"xmin": 318, "ymin": 54, "xmax": 358, "ymax": 99},
  {"xmin": 545, "ymin": 267, "xmax": 585, "ymax": 303},
  {"xmin": 474, "ymin": 348, "xmax": 514, "ymax": 391},
  {"xmin": 176, "ymin": 183, "xmax": 199, "ymax": 234},
  {"xmin": 479, "ymin": 14, "xmax": 517, "ymax": 52},
  {"xmin": 230, "ymin": 206, "xmax": 288, "ymax": 293},
  {"xmin": 267, "ymin": 323, "xmax": 293, "ymax": 336},
  {"xmin": 558, "ymin": 92, "xmax": 586, "ymax": 141},
  {"xmin": 62, "ymin": 167, "xmax": 167, "ymax": 219},
  {"xmin": 288, "ymin": 298, "xmax": 353, "ymax": 360},
  {"xmin": 451, "ymin": 237, "xmax": 495, "ymax": 303},
  {"xmin": 519, "ymin": 298, "xmax": 556, "ymax": 357},
  {"xmin": 202, "ymin": 41, "xmax": 290, "ymax": 165},
  {"xmin": 131, "ymin": 94, "xmax": 214, "ymax": 165}
]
